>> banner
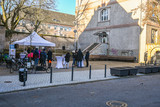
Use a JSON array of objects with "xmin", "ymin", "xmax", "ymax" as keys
[{"xmin": 9, "ymin": 44, "xmax": 16, "ymax": 58}]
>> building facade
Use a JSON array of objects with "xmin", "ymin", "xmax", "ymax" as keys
[
  {"xmin": 13, "ymin": 11, "xmax": 75, "ymax": 50},
  {"xmin": 76, "ymin": 0, "xmax": 160, "ymax": 63}
]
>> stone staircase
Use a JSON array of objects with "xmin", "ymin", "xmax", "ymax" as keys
[{"xmin": 82, "ymin": 43, "xmax": 100, "ymax": 53}]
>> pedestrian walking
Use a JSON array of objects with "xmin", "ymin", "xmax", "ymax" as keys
[
  {"xmin": 77, "ymin": 49, "xmax": 83, "ymax": 68},
  {"xmin": 85, "ymin": 50, "xmax": 90, "ymax": 67},
  {"xmin": 64, "ymin": 52, "xmax": 70, "ymax": 69}
]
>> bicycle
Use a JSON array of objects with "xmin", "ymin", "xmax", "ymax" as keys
[
  {"xmin": 6, "ymin": 57, "xmax": 21, "ymax": 73},
  {"xmin": 0, "ymin": 53, "xmax": 8, "ymax": 65},
  {"xmin": 46, "ymin": 60, "xmax": 52, "ymax": 73}
]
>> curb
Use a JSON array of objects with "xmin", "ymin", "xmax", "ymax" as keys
[{"xmin": 0, "ymin": 73, "xmax": 154, "ymax": 94}]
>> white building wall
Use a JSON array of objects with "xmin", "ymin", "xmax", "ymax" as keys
[{"xmin": 76, "ymin": 0, "xmax": 148, "ymax": 61}]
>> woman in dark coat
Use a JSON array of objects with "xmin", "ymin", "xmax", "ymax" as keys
[{"xmin": 77, "ymin": 49, "xmax": 83, "ymax": 68}]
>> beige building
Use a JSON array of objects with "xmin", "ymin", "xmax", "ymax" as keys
[
  {"xmin": 76, "ymin": 0, "xmax": 160, "ymax": 63},
  {"xmin": 15, "ymin": 10, "xmax": 75, "ymax": 38},
  {"xmin": 12, "ymin": 10, "xmax": 76, "ymax": 50}
]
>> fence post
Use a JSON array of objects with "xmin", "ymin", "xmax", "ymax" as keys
[
  {"xmin": 104, "ymin": 64, "xmax": 107, "ymax": 78},
  {"xmin": 89, "ymin": 65, "xmax": 91, "ymax": 79},
  {"xmin": 50, "ymin": 67, "xmax": 52, "ymax": 83},
  {"xmin": 71, "ymin": 65, "xmax": 74, "ymax": 81}
]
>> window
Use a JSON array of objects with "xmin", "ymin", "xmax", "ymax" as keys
[
  {"xmin": 22, "ymin": 29, "xmax": 25, "ymax": 32},
  {"xmin": 60, "ymin": 27, "xmax": 63, "ymax": 30},
  {"xmin": 101, "ymin": 9, "xmax": 109, "ymax": 21},
  {"xmin": 151, "ymin": 29, "xmax": 157, "ymax": 43},
  {"xmin": 22, "ymin": 23, "xmax": 26, "ymax": 26},
  {"xmin": 16, "ymin": 29, "xmax": 20, "ymax": 32},
  {"xmin": 64, "ymin": 28, "xmax": 67, "ymax": 31},
  {"xmin": 68, "ymin": 27, "xmax": 71, "ymax": 31},
  {"xmin": 48, "ymin": 25, "xmax": 52, "ymax": 29},
  {"xmin": 54, "ymin": 26, "xmax": 57, "ymax": 30}
]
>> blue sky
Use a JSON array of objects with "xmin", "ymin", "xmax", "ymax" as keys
[{"xmin": 56, "ymin": 0, "xmax": 76, "ymax": 15}]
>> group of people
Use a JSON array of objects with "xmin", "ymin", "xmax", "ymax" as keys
[
  {"xmin": 26, "ymin": 48, "xmax": 52, "ymax": 67},
  {"xmin": 24, "ymin": 47, "xmax": 89, "ymax": 69},
  {"xmin": 64, "ymin": 49, "xmax": 90, "ymax": 69}
]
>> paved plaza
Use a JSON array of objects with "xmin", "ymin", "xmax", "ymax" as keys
[{"xmin": 0, "ymin": 61, "xmax": 142, "ymax": 93}]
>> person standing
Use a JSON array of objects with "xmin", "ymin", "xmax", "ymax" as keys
[
  {"xmin": 75, "ymin": 49, "xmax": 78, "ymax": 66},
  {"xmin": 33, "ymin": 48, "xmax": 39, "ymax": 67},
  {"xmin": 65, "ymin": 52, "xmax": 70, "ymax": 69},
  {"xmin": 85, "ymin": 50, "xmax": 90, "ymax": 67},
  {"xmin": 40, "ymin": 49, "xmax": 47, "ymax": 66},
  {"xmin": 77, "ymin": 49, "xmax": 83, "ymax": 68},
  {"xmin": 72, "ymin": 51, "xmax": 76, "ymax": 66},
  {"xmin": 47, "ymin": 48, "xmax": 52, "ymax": 67}
]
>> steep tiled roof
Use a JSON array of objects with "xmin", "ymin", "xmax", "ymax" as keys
[
  {"xmin": 24, "ymin": 8, "xmax": 75, "ymax": 26},
  {"xmin": 45, "ymin": 10, "xmax": 75, "ymax": 26}
]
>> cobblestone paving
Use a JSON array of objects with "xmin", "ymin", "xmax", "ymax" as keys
[
  {"xmin": 0, "ymin": 61, "xmax": 140, "ymax": 93},
  {"xmin": 0, "ymin": 61, "xmax": 140, "ymax": 76}
]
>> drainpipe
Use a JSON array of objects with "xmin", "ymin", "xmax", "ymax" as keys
[{"xmin": 139, "ymin": 0, "xmax": 143, "ymax": 63}]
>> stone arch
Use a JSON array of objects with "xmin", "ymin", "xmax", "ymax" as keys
[
  {"xmin": 150, "ymin": 46, "xmax": 160, "ymax": 57},
  {"xmin": 148, "ymin": 46, "xmax": 160, "ymax": 63}
]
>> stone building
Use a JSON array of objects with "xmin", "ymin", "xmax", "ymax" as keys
[
  {"xmin": 9, "ymin": 11, "xmax": 76, "ymax": 50},
  {"xmin": 76, "ymin": 0, "xmax": 160, "ymax": 63}
]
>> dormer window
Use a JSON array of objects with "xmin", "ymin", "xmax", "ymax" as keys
[
  {"xmin": 98, "ymin": 7, "xmax": 110, "ymax": 22},
  {"xmin": 101, "ymin": 9, "xmax": 108, "ymax": 21}
]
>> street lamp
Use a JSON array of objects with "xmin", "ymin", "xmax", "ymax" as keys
[{"xmin": 73, "ymin": 29, "xmax": 77, "ymax": 50}]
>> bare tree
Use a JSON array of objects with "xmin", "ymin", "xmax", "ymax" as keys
[
  {"xmin": 0, "ymin": 0, "xmax": 56, "ymax": 41},
  {"xmin": 74, "ymin": 0, "xmax": 90, "ymax": 49},
  {"xmin": 132, "ymin": 0, "xmax": 160, "ymax": 25},
  {"xmin": 22, "ymin": 0, "xmax": 56, "ymax": 33}
]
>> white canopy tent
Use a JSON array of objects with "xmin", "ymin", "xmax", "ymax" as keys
[{"xmin": 13, "ymin": 32, "xmax": 56, "ymax": 47}]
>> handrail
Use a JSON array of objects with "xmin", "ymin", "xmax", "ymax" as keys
[
  {"xmin": 90, "ymin": 43, "xmax": 101, "ymax": 53},
  {"xmin": 82, "ymin": 43, "xmax": 100, "ymax": 53}
]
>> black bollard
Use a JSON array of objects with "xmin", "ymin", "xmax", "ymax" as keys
[
  {"xmin": 104, "ymin": 65, "xmax": 107, "ymax": 78},
  {"xmin": 71, "ymin": 66, "xmax": 74, "ymax": 81},
  {"xmin": 89, "ymin": 65, "xmax": 91, "ymax": 79},
  {"xmin": 50, "ymin": 67, "xmax": 52, "ymax": 83},
  {"xmin": 23, "ymin": 68, "xmax": 27, "ymax": 86}
]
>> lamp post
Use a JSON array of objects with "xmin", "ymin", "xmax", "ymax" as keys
[{"xmin": 73, "ymin": 29, "xmax": 77, "ymax": 50}]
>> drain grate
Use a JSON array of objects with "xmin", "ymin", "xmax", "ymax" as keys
[
  {"xmin": 106, "ymin": 100, "xmax": 128, "ymax": 107},
  {"xmin": 4, "ymin": 81, "xmax": 12, "ymax": 83}
]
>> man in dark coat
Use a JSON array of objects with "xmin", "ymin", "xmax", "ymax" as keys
[
  {"xmin": 85, "ymin": 50, "xmax": 90, "ymax": 67},
  {"xmin": 77, "ymin": 49, "xmax": 83, "ymax": 68},
  {"xmin": 65, "ymin": 52, "xmax": 70, "ymax": 69},
  {"xmin": 40, "ymin": 49, "xmax": 47, "ymax": 66},
  {"xmin": 47, "ymin": 49, "xmax": 52, "ymax": 61}
]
